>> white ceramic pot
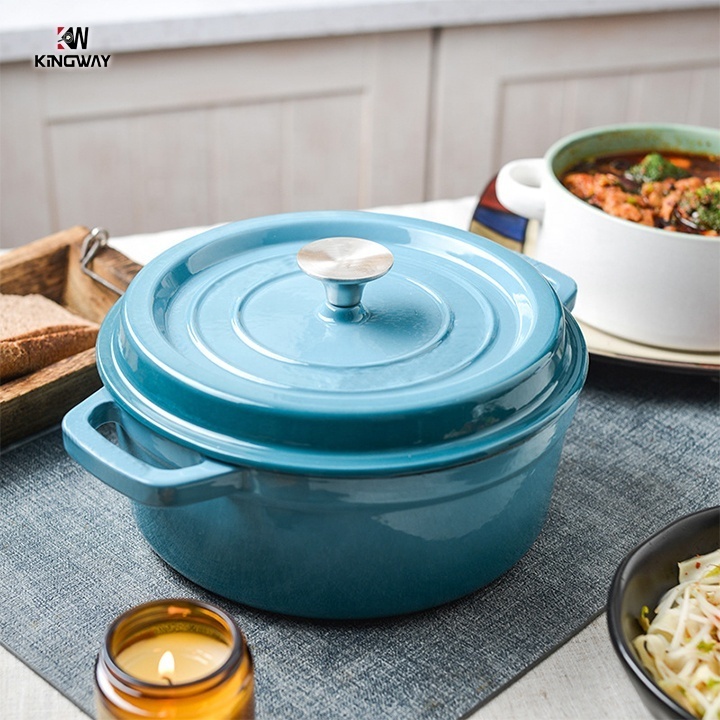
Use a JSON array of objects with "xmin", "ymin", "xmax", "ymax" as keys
[{"xmin": 496, "ymin": 124, "xmax": 720, "ymax": 351}]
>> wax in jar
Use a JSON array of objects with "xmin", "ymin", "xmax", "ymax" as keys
[{"xmin": 115, "ymin": 633, "xmax": 232, "ymax": 684}]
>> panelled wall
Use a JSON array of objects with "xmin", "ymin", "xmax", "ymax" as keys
[
  {"xmin": 1, "ymin": 8, "xmax": 717, "ymax": 248},
  {"xmin": 430, "ymin": 11, "xmax": 720, "ymax": 199},
  {"xmin": 0, "ymin": 32, "xmax": 432, "ymax": 246}
]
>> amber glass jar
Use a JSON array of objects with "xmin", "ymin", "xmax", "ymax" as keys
[{"xmin": 95, "ymin": 599, "xmax": 254, "ymax": 719}]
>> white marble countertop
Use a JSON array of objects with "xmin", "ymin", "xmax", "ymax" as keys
[
  {"xmin": 0, "ymin": 196, "xmax": 654, "ymax": 719},
  {"xmin": 1, "ymin": 0, "xmax": 715, "ymax": 62}
]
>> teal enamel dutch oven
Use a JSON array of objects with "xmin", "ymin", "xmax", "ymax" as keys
[{"xmin": 62, "ymin": 212, "xmax": 588, "ymax": 619}]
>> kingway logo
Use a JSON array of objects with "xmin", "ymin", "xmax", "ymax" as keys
[
  {"xmin": 57, "ymin": 26, "xmax": 88, "ymax": 50},
  {"xmin": 34, "ymin": 27, "xmax": 111, "ymax": 68}
]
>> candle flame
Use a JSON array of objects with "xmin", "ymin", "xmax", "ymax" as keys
[{"xmin": 158, "ymin": 650, "xmax": 175, "ymax": 682}]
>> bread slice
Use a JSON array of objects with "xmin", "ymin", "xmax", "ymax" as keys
[{"xmin": 0, "ymin": 294, "xmax": 99, "ymax": 382}]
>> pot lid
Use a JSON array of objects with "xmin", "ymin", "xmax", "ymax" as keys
[{"xmin": 98, "ymin": 212, "xmax": 585, "ymax": 475}]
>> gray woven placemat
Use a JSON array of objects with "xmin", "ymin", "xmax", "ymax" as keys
[{"xmin": 1, "ymin": 361, "xmax": 718, "ymax": 720}]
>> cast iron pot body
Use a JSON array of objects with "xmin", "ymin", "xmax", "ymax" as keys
[
  {"xmin": 63, "ymin": 212, "xmax": 588, "ymax": 619},
  {"xmin": 495, "ymin": 124, "xmax": 720, "ymax": 351}
]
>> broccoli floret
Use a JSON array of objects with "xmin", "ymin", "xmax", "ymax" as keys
[
  {"xmin": 627, "ymin": 153, "xmax": 691, "ymax": 183},
  {"xmin": 678, "ymin": 181, "xmax": 720, "ymax": 232}
]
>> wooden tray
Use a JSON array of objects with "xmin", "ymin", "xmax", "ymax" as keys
[{"xmin": 0, "ymin": 226, "xmax": 142, "ymax": 447}]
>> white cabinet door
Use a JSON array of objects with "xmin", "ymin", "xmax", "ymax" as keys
[
  {"xmin": 0, "ymin": 31, "xmax": 432, "ymax": 247},
  {"xmin": 430, "ymin": 8, "xmax": 720, "ymax": 199}
]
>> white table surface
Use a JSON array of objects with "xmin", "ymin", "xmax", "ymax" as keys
[
  {"xmin": 0, "ymin": 197, "xmax": 653, "ymax": 720},
  {"xmin": 0, "ymin": 616, "xmax": 651, "ymax": 720}
]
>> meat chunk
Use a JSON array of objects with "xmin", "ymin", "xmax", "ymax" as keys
[{"xmin": 563, "ymin": 173, "xmax": 654, "ymax": 225}]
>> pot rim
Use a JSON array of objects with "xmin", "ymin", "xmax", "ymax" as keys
[{"xmin": 98, "ymin": 306, "xmax": 587, "ymax": 477}]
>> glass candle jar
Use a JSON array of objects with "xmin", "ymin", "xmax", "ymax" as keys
[{"xmin": 95, "ymin": 598, "xmax": 254, "ymax": 719}]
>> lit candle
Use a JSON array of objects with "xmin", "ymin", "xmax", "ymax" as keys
[
  {"xmin": 115, "ymin": 631, "xmax": 232, "ymax": 684},
  {"xmin": 95, "ymin": 599, "xmax": 254, "ymax": 719}
]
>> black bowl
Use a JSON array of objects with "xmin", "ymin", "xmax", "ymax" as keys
[{"xmin": 607, "ymin": 507, "xmax": 720, "ymax": 720}]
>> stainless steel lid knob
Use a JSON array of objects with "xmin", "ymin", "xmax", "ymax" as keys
[{"xmin": 297, "ymin": 237, "xmax": 394, "ymax": 309}]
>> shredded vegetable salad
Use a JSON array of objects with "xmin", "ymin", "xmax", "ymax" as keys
[{"xmin": 633, "ymin": 548, "xmax": 720, "ymax": 719}]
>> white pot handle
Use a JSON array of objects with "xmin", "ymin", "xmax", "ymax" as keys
[{"xmin": 495, "ymin": 158, "xmax": 547, "ymax": 221}]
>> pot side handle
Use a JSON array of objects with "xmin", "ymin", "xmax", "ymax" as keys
[
  {"xmin": 522, "ymin": 256, "xmax": 577, "ymax": 311},
  {"xmin": 62, "ymin": 388, "xmax": 248, "ymax": 507},
  {"xmin": 495, "ymin": 158, "xmax": 546, "ymax": 221}
]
